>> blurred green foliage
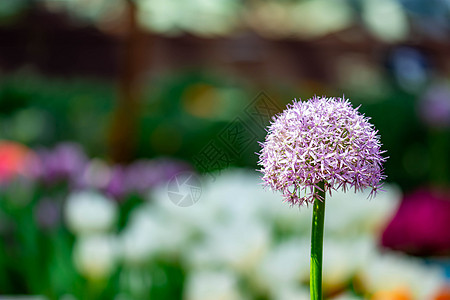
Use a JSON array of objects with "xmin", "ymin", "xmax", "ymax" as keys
[
  {"xmin": 1, "ymin": 69, "xmax": 450, "ymax": 191},
  {"xmin": 0, "ymin": 72, "xmax": 115, "ymax": 156}
]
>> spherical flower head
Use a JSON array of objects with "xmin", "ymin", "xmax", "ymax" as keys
[{"xmin": 258, "ymin": 96, "xmax": 387, "ymax": 206}]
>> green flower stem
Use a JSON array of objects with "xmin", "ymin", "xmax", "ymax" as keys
[{"xmin": 310, "ymin": 181, "xmax": 326, "ymax": 300}]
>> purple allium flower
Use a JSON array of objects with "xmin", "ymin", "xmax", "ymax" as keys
[{"xmin": 258, "ymin": 96, "xmax": 387, "ymax": 206}]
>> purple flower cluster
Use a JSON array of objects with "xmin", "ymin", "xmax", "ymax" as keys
[
  {"xmin": 104, "ymin": 159, "xmax": 192, "ymax": 199},
  {"xmin": 30, "ymin": 143, "xmax": 192, "ymax": 199},
  {"xmin": 32, "ymin": 142, "xmax": 88, "ymax": 186},
  {"xmin": 258, "ymin": 96, "xmax": 387, "ymax": 206}
]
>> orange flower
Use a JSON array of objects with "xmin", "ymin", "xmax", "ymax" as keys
[
  {"xmin": 371, "ymin": 287, "xmax": 412, "ymax": 300},
  {"xmin": 433, "ymin": 286, "xmax": 450, "ymax": 300}
]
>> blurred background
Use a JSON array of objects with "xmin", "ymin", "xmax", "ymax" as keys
[{"xmin": 0, "ymin": 0, "xmax": 450, "ymax": 299}]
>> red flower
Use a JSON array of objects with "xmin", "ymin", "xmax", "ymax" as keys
[
  {"xmin": 382, "ymin": 188, "xmax": 450, "ymax": 256},
  {"xmin": 0, "ymin": 141, "xmax": 35, "ymax": 184}
]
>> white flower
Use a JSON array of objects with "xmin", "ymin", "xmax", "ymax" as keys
[
  {"xmin": 202, "ymin": 169, "xmax": 265, "ymax": 221},
  {"xmin": 253, "ymin": 238, "xmax": 309, "ymax": 295},
  {"xmin": 120, "ymin": 204, "xmax": 192, "ymax": 265},
  {"xmin": 150, "ymin": 169, "xmax": 270, "ymax": 230},
  {"xmin": 150, "ymin": 183, "xmax": 218, "ymax": 232},
  {"xmin": 361, "ymin": 251, "xmax": 446, "ymax": 299},
  {"xmin": 322, "ymin": 237, "xmax": 374, "ymax": 291},
  {"xmin": 184, "ymin": 270, "xmax": 245, "ymax": 300},
  {"xmin": 65, "ymin": 190, "xmax": 117, "ymax": 235},
  {"xmin": 73, "ymin": 234, "xmax": 118, "ymax": 280},
  {"xmin": 274, "ymin": 286, "xmax": 310, "ymax": 300},
  {"xmin": 323, "ymin": 184, "xmax": 402, "ymax": 237},
  {"xmin": 255, "ymin": 178, "xmax": 401, "ymax": 239},
  {"xmin": 186, "ymin": 219, "xmax": 270, "ymax": 273},
  {"xmin": 120, "ymin": 215, "xmax": 160, "ymax": 265}
]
